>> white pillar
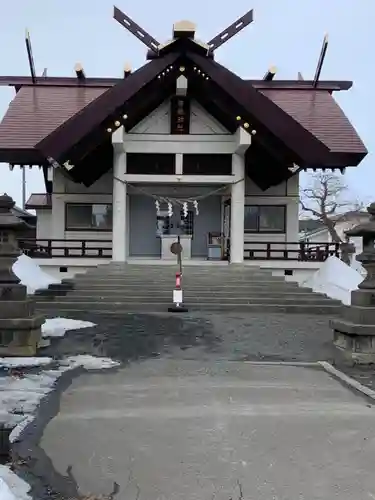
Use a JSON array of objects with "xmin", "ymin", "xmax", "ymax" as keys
[
  {"xmin": 112, "ymin": 151, "xmax": 127, "ymax": 262},
  {"xmin": 51, "ymin": 168, "xmax": 65, "ymax": 240},
  {"xmin": 230, "ymin": 153, "xmax": 245, "ymax": 263}
]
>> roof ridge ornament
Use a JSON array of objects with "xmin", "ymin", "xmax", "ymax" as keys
[
  {"xmin": 25, "ymin": 29, "xmax": 37, "ymax": 84},
  {"xmin": 313, "ymin": 34, "xmax": 329, "ymax": 88},
  {"xmin": 113, "ymin": 5, "xmax": 254, "ymax": 59}
]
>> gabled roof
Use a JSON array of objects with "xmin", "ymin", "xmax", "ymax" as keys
[
  {"xmin": 0, "ymin": 82, "xmax": 365, "ymax": 168},
  {"xmin": 25, "ymin": 193, "xmax": 52, "ymax": 210},
  {"xmin": 37, "ymin": 52, "xmax": 180, "ymax": 164},
  {"xmin": 29, "ymin": 45, "xmax": 365, "ymax": 169},
  {"xmin": 0, "ymin": 36, "xmax": 367, "ymax": 173}
]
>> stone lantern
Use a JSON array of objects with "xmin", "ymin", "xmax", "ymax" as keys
[
  {"xmin": 331, "ymin": 201, "xmax": 375, "ymax": 363},
  {"xmin": 340, "ymin": 234, "xmax": 356, "ymax": 266},
  {"xmin": 0, "ymin": 194, "xmax": 43, "ymax": 356}
]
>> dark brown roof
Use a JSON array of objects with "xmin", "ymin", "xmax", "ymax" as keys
[
  {"xmin": 260, "ymin": 89, "xmax": 365, "ymax": 154},
  {"xmin": 0, "ymin": 85, "xmax": 363, "ymax": 154},
  {"xmin": 25, "ymin": 193, "xmax": 52, "ymax": 210},
  {"xmin": 0, "ymin": 50, "xmax": 367, "ymax": 168},
  {"xmin": 0, "ymin": 86, "xmax": 104, "ymax": 150}
]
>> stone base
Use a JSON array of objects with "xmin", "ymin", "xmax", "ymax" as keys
[
  {"xmin": 332, "ymin": 318, "xmax": 375, "ymax": 364},
  {"xmin": 0, "ymin": 315, "xmax": 44, "ymax": 356}
]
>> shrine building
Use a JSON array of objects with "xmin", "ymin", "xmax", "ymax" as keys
[{"xmin": 0, "ymin": 8, "xmax": 367, "ymax": 265}]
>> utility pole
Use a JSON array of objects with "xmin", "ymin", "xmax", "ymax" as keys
[{"xmin": 21, "ymin": 167, "xmax": 26, "ymax": 210}]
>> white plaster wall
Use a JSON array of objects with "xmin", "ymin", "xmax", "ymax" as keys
[
  {"xmin": 242, "ymin": 175, "xmax": 300, "ymax": 257},
  {"xmin": 244, "ymin": 260, "xmax": 321, "ymax": 284},
  {"xmin": 35, "ymin": 210, "xmax": 51, "ymax": 239},
  {"xmin": 36, "ymin": 259, "xmax": 321, "ymax": 282},
  {"xmin": 51, "ymin": 168, "xmax": 112, "ymax": 256},
  {"xmin": 63, "ymin": 170, "xmax": 113, "ymax": 194},
  {"xmin": 130, "ymin": 99, "xmax": 230, "ymax": 135},
  {"xmin": 35, "ymin": 259, "xmax": 111, "ymax": 280}
]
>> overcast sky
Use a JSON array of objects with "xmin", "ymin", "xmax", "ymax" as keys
[{"xmin": 0, "ymin": 0, "xmax": 373, "ymax": 208}]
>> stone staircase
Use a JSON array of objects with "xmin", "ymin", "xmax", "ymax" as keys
[{"xmin": 34, "ymin": 262, "xmax": 341, "ymax": 315}]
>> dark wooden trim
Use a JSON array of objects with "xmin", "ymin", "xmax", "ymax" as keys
[
  {"xmin": 18, "ymin": 238, "xmax": 112, "ymax": 259},
  {"xmin": 243, "ymin": 241, "xmax": 340, "ymax": 261},
  {"xmin": 244, "ymin": 204, "xmax": 287, "ymax": 234},
  {"xmin": 170, "ymin": 96, "xmax": 190, "ymax": 134},
  {"xmin": 126, "ymin": 153, "xmax": 176, "ymax": 175},
  {"xmin": 36, "ymin": 52, "xmax": 181, "ymax": 164},
  {"xmin": 113, "ymin": 6, "xmax": 160, "ymax": 53},
  {"xmin": 0, "ymin": 148, "xmax": 47, "ymax": 165},
  {"xmin": 0, "ymin": 76, "xmax": 353, "ymax": 91},
  {"xmin": 187, "ymin": 52, "xmax": 332, "ymax": 167},
  {"xmin": 207, "ymin": 9, "xmax": 254, "ymax": 53}
]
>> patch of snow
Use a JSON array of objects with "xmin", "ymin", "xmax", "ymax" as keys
[
  {"xmin": 0, "ymin": 358, "xmax": 53, "ymax": 369},
  {"xmin": 12, "ymin": 253, "xmax": 60, "ymax": 295},
  {"xmin": 0, "ymin": 353, "xmax": 119, "ymax": 498},
  {"xmin": 42, "ymin": 317, "xmax": 96, "ymax": 338},
  {"xmin": 61, "ymin": 355, "xmax": 120, "ymax": 370},
  {"xmin": 301, "ymin": 256, "xmax": 364, "ymax": 305},
  {"xmin": 0, "ymin": 465, "xmax": 31, "ymax": 500},
  {"xmin": 8, "ymin": 416, "xmax": 34, "ymax": 444},
  {"xmin": 1, "ymin": 355, "xmax": 118, "ymax": 444}
]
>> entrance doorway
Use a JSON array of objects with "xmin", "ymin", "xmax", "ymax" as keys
[{"xmin": 157, "ymin": 209, "xmax": 194, "ymax": 237}]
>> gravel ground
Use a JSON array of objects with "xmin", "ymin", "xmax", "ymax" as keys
[
  {"xmin": 8, "ymin": 310, "xmax": 375, "ymax": 499},
  {"xmin": 40, "ymin": 310, "xmax": 375, "ymax": 388}
]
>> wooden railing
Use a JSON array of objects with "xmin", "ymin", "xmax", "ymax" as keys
[
  {"xmin": 18, "ymin": 238, "xmax": 340, "ymax": 262},
  {"xmin": 243, "ymin": 241, "xmax": 340, "ymax": 261},
  {"xmin": 18, "ymin": 239, "xmax": 112, "ymax": 259}
]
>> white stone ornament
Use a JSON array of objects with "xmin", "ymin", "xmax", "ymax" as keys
[
  {"xmin": 63, "ymin": 160, "xmax": 74, "ymax": 171},
  {"xmin": 155, "ymin": 200, "xmax": 160, "ymax": 216},
  {"xmin": 168, "ymin": 202, "xmax": 173, "ymax": 217},
  {"xmin": 193, "ymin": 200, "xmax": 199, "ymax": 215}
]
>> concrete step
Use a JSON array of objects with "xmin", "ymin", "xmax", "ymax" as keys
[
  {"xmin": 86, "ymin": 268, "xmax": 273, "ymax": 276},
  {"xmin": 71, "ymin": 274, "xmax": 285, "ymax": 285},
  {"xmin": 35, "ymin": 301, "xmax": 340, "ymax": 315},
  {"xmin": 54, "ymin": 295, "xmax": 337, "ymax": 305},
  {"xmin": 70, "ymin": 283, "xmax": 308, "ymax": 293},
  {"xmin": 64, "ymin": 289, "xmax": 321, "ymax": 299}
]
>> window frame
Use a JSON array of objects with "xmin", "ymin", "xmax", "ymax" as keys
[
  {"xmin": 244, "ymin": 204, "xmax": 286, "ymax": 234},
  {"xmin": 65, "ymin": 203, "xmax": 113, "ymax": 232}
]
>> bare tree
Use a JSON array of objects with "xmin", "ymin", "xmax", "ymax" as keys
[{"xmin": 300, "ymin": 172, "xmax": 363, "ymax": 243}]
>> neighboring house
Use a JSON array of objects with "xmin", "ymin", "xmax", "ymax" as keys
[
  {"xmin": 0, "ymin": 15, "xmax": 367, "ymax": 264},
  {"xmin": 25, "ymin": 194, "xmax": 52, "ymax": 240},
  {"xmin": 299, "ymin": 211, "xmax": 370, "ymax": 254}
]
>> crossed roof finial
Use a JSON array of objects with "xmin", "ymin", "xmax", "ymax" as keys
[{"xmin": 113, "ymin": 5, "xmax": 254, "ymax": 57}]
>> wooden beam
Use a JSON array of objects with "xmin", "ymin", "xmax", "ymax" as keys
[
  {"xmin": 124, "ymin": 63, "xmax": 132, "ymax": 78},
  {"xmin": 113, "ymin": 6, "xmax": 160, "ymax": 53},
  {"xmin": 263, "ymin": 66, "xmax": 277, "ymax": 81},
  {"xmin": 0, "ymin": 76, "xmax": 353, "ymax": 91},
  {"xmin": 313, "ymin": 34, "xmax": 329, "ymax": 88},
  {"xmin": 207, "ymin": 9, "xmax": 254, "ymax": 52},
  {"xmin": 25, "ymin": 30, "xmax": 36, "ymax": 84},
  {"xmin": 74, "ymin": 63, "xmax": 85, "ymax": 80}
]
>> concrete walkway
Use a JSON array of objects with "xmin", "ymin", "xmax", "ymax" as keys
[{"xmin": 41, "ymin": 360, "xmax": 375, "ymax": 500}]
